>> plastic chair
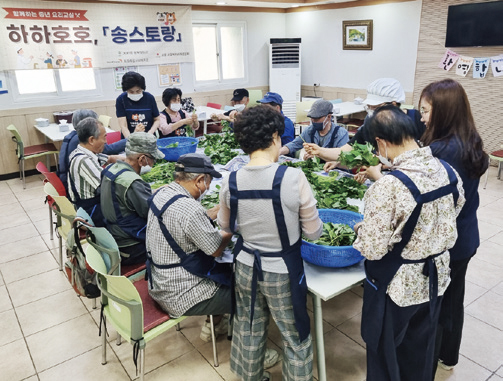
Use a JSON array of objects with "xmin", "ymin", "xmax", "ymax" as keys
[
  {"xmin": 86, "ymin": 246, "xmax": 221, "ymax": 380},
  {"xmin": 206, "ymin": 102, "xmax": 222, "ymax": 109},
  {"xmin": 247, "ymin": 89, "xmax": 263, "ymax": 107},
  {"xmin": 98, "ymin": 115, "xmax": 112, "ymax": 128},
  {"xmin": 37, "ymin": 162, "xmax": 66, "ymax": 240},
  {"xmin": 7, "ymin": 124, "xmax": 59, "ymax": 189},
  {"xmin": 106, "ymin": 130, "xmax": 121, "ymax": 145},
  {"xmin": 484, "ymin": 147, "xmax": 503, "ymax": 189}
]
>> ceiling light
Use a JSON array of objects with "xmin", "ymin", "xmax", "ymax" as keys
[
  {"xmin": 290, "ymin": 4, "xmax": 299, "ymax": 7},
  {"xmin": 216, "ymin": 2, "xmax": 226, "ymax": 4}
]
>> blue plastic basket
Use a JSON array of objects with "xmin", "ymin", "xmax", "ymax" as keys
[
  {"xmin": 157, "ymin": 137, "xmax": 198, "ymax": 162},
  {"xmin": 301, "ymin": 209, "xmax": 364, "ymax": 268}
]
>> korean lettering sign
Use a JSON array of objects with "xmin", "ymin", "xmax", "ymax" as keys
[{"xmin": 0, "ymin": 1, "xmax": 194, "ymax": 70}]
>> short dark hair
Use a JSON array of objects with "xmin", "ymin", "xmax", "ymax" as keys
[
  {"xmin": 367, "ymin": 105, "xmax": 416, "ymax": 147},
  {"xmin": 268, "ymin": 101, "xmax": 282, "ymax": 111},
  {"xmin": 162, "ymin": 88, "xmax": 182, "ymax": 107},
  {"xmin": 234, "ymin": 105, "xmax": 285, "ymax": 154},
  {"xmin": 72, "ymin": 109, "xmax": 98, "ymax": 127},
  {"xmin": 76, "ymin": 117, "xmax": 102, "ymax": 143},
  {"xmin": 121, "ymin": 71, "xmax": 146, "ymax": 92}
]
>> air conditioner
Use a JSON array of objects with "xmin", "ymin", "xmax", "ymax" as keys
[{"xmin": 269, "ymin": 38, "xmax": 301, "ymax": 122}]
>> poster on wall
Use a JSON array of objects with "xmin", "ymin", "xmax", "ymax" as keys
[
  {"xmin": 114, "ymin": 66, "xmax": 139, "ymax": 91},
  {"xmin": 157, "ymin": 63, "xmax": 181, "ymax": 87},
  {"xmin": 473, "ymin": 58, "xmax": 490, "ymax": 79},
  {"xmin": 0, "ymin": 0, "xmax": 194, "ymax": 70}
]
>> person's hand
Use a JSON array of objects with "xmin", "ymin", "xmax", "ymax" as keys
[
  {"xmin": 183, "ymin": 117, "xmax": 193, "ymax": 125},
  {"xmin": 324, "ymin": 161, "xmax": 337, "ymax": 172},
  {"xmin": 365, "ymin": 164, "xmax": 384, "ymax": 181},
  {"xmin": 210, "ymin": 113, "xmax": 219, "ymax": 121},
  {"xmin": 191, "ymin": 114, "xmax": 198, "ymax": 123},
  {"xmin": 303, "ymin": 143, "xmax": 321, "ymax": 157},
  {"xmin": 134, "ymin": 123, "xmax": 145, "ymax": 132},
  {"xmin": 354, "ymin": 172, "xmax": 366, "ymax": 184},
  {"xmin": 206, "ymin": 204, "xmax": 220, "ymax": 220},
  {"xmin": 303, "ymin": 153, "xmax": 314, "ymax": 161},
  {"xmin": 229, "ymin": 110, "xmax": 237, "ymax": 120},
  {"xmin": 353, "ymin": 222, "xmax": 363, "ymax": 234},
  {"xmin": 105, "ymin": 155, "xmax": 124, "ymax": 166}
]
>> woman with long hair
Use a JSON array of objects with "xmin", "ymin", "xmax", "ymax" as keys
[{"xmin": 419, "ymin": 78, "xmax": 489, "ymax": 373}]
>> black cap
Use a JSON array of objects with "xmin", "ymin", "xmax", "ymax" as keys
[
  {"xmin": 175, "ymin": 153, "xmax": 222, "ymax": 178},
  {"xmin": 231, "ymin": 88, "xmax": 249, "ymax": 102}
]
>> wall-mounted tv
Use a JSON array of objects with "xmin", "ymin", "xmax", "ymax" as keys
[{"xmin": 445, "ymin": 1, "xmax": 503, "ymax": 48}]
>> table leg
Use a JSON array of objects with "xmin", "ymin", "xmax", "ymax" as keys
[
  {"xmin": 204, "ymin": 119, "xmax": 208, "ymax": 135},
  {"xmin": 313, "ymin": 293, "xmax": 326, "ymax": 381}
]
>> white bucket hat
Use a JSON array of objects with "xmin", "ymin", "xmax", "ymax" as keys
[{"xmin": 363, "ymin": 78, "xmax": 406, "ymax": 106}]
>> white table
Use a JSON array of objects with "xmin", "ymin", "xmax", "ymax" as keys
[
  {"xmin": 195, "ymin": 106, "xmax": 225, "ymax": 135},
  {"xmin": 333, "ymin": 101, "xmax": 366, "ymax": 117},
  {"xmin": 34, "ymin": 123, "xmax": 115, "ymax": 143},
  {"xmin": 304, "ymin": 260, "xmax": 366, "ymax": 381}
]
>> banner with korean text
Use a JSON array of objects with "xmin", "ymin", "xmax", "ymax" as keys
[{"xmin": 0, "ymin": 0, "xmax": 194, "ymax": 70}]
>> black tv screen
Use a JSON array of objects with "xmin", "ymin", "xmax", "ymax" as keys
[{"xmin": 446, "ymin": 1, "xmax": 503, "ymax": 47}]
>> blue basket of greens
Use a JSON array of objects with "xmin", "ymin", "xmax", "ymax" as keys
[
  {"xmin": 301, "ymin": 209, "xmax": 364, "ymax": 268},
  {"xmin": 157, "ymin": 137, "xmax": 198, "ymax": 162}
]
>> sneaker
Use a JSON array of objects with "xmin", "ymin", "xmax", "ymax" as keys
[
  {"xmin": 200, "ymin": 316, "xmax": 229, "ymax": 342},
  {"xmin": 264, "ymin": 348, "xmax": 281, "ymax": 369},
  {"xmin": 438, "ymin": 359, "xmax": 455, "ymax": 371},
  {"xmin": 261, "ymin": 371, "xmax": 271, "ymax": 381}
]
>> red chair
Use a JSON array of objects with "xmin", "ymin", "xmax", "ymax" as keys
[
  {"xmin": 106, "ymin": 130, "xmax": 121, "ymax": 145},
  {"xmin": 207, "ymin": 102, "xmax": 222, "ymax": 109}
]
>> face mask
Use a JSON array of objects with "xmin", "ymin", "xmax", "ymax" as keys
[
  {"xmin": 140, "ymin": 165, "xmax": 152, "ymax": 175},
  {"xmin": 196, "ymin": 181, "xmax": 209, "ymax": 202},
  {"xmin": 234, "ymin": 104, "xmax": 246, "ymax": 112},
  {"xmin": 128, "ymin": 92, "xmax": 143, "ymax": 102},
  {"xmin": 366, "ymin": 109, "xmax": 374, "ymax": 117},
  {"xmin": 312, "ymin": 115, "xmax": 328, "ymax": 131},
  {"xmin": 170, "ymin": 103, "xmax": 182, "ymax": 112},
  {"xmin": 377, "ymin": 141, "xmax": 393, "ymax": 167}
]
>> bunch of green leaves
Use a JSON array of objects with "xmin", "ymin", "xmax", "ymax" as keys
[
  {"xmin": 140, "ymin": 160, "xmax": 176, "ymax": 189},
  {"xmin": 200, "ymin": 185, "xmax": 221, "ymax": 209},
  {"xmin": 310, "ymin": 175, "xmax": 366, "ymax": 212},
  {"xmin": 280, "ymin": 158, "xmax": 325, "ymax": 183},
  {"xmin": 198, "ymin": 128, "xmax": 240, "ymax": 165},
  {"xmin": 305, "ymin": 222, "xmax": 356, "ymax": 247},
  {"xmin": 338, "ymin": 142, "xmax": 379, "ymax": 169},
  {"xmin": 163, "ymin": 142, "xmax": 179, "ymax": 148},
  {"xmin": 204, "ymin": 145, "xmax": 239, "ymax": 165}
]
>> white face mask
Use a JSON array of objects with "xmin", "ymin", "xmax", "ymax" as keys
[
  {"xmin": 140, "ymin": 165, "xmax": 152, "ymax": 175},
  {"xmin": 234, "ymin": 104, "xmax": 246, "ymax": 112},
  {"xmin": 196, "ymin": 181, "xmax": 209, "ymax": 202},
  {"xmin": 128, "ymin": 92, "xmax": 143, "ymax": 102},
  {"xmin": 170, "ymin": 103, "xmax": 182, "ymax": 112},
  {"xmin": 377, "ymin": 141, "xmax": 393, "ymax": 167}
]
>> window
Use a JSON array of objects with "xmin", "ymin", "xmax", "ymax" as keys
[{"xmin": 193, "ymin": 22, "xmax": 246, "ymax": 84}]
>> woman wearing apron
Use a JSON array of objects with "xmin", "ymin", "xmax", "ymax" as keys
[
  {"xmin": 353, "ymin": 105, "xmax": 466, "ymax": 381},
  {"xmin": 419, "ymin": 79, "xmax": 489, "ymax": 374},
  {"xmin": 218, "ymin": 105, "xmax": 323, "ymax": 381}
]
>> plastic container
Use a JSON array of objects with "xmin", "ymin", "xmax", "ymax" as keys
[
  {"xmin": 53, "ymin": 111, "xmax": 74, "ymax": 124},
  {"xmin": 157, "ymin": 137, "xmax": 198, "ymax": 161},
  {"xmin": 301, "ymin": 209, "xmax": 364, "ymax": 268},
  {"xmin": 35, "ymin": 118, "xmax": 49, "ymax": 127}
]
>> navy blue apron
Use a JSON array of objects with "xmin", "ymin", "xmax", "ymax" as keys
[
  {"xmin": 361, "ymin": 160, "xmax": 459, "ymax": 352},
  {"xmin": 158, "ymin": 110, "xmax": 187, "ymax": 139},
  {"xmin": 229, "ymin": 165, "xmax": 311, "ymax": 342},
  {"xmin": 309, "ymin": 122, "xmax": 340, "ymax": 148},
  {"xmin": 68, "ymin": 152, "xmax": 105, "ymax": 226},
  {"xmin": 101, "ymin": 167, "xmax": 147, "ymax": 241},
  {"xmin": 145, "ymin": 193, "xmax": 232, "ymax": 289}
]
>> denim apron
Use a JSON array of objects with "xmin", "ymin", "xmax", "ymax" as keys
[
  {"xmin": 229, "ymin": 165, "xmax": 310, "ymax": 342},
  {"xmin": 145, "ymin": 193, "xmax": 232, "ymax": 289},
  {"xmin": 361, "ymin": 160, "xmax": 459, "ymax": 352}
]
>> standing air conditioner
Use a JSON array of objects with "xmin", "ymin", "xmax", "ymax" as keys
[{"xmin": 269, "ymin": 38, "xmax": 301, "ymax": 122}]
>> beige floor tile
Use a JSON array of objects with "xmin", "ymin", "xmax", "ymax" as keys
[
  {"xmin": 322, "ymin": 328, "xmax": 367, "ymax": 381},
  {"xmin": 34, "ymin": 217, "xmax": 54, "ymax": 237},
  {"xmin": 489, "ymin": 231, "xmax": 503, "ymax": 246},
  {"xmin": 111, "ymin": 323, "xmax": 194, "ymax": 379},
  {"xmin": 459, "ymin": 315, "xmax": 503, "ymax": 372},
  {"xmin": 7, "ymin": 174, "xmax": 44, "ymax": 190},
  {"xmin": 41, "ymin": 233, "xmax": 62, "ymax": 251},
  {"xmin": 21, "ymin": 196, "xmax": 50, "ymax": 211},
  {"xmin": 464, "ymin": 280, "xmax": 489, "ymax": 307},
  {"xmin": 0, "ymin": 223, "xmax": 39, "ymax": 247},
  {"xmin": 0, "ymin": 251, "xmax": 58, "ymax": 284},
  {"xmin": 350, "ymin": 284, "xmax": 364, "ymax": 298},
  {"xmin": 434, "ymin": 355, "xmax": 492, "ymax": 381},
  {"xmin": 466, "ymin": 291, "xmax": 503, "ymax": 331},
  {"xmin": 0, "ymin": 211, "xmax": 32, "ymax": 231},
  {"xmin": 479, "ymin": 192, "xmax": 501, "ymax": 208},
  {"xmin": 0, "ymin": 201, "xmax": 25, "ymax": 216},
  {"xmin": 336, "ymin": 313, "xmax": 365, "ymax": 349},
  {"xmin": 318, "ymin": 289, "xmax": 363, "ymax": 328},
  {"xmin": 23, "ymin": 376, "xmax": 39, "ymax": 381},
  {"xmin": 0, "ymin": 309, "xmax": 23, "ymax": 347},
  {"xmin": 478, "ymin": 220, "xmax": 503, "ymax": 242},
  {"xmin": 0, "ymin": 339, "xmax": 36, "ymax": 380},
  {"xmin": 145, "ymin": 348, "xmax": 225, "ymax": 381},
  {"xmin": 476, "ymin": 240, "xmax": 503, "ymax": 269},
  {"xmin": 38, "ymin": 345, "xmax": 129, "ymax": 381},
  {"xmin": 26, "ymin": 314, "xmax": 100, "ymax": 372},
  {"xmin": 0, "ymin": 236, "xmax": 51, "ymax": 264},
  {"xmin": 466, "ymin": 257, "xmax": 503, "ymax": 290},
  {"xmin": 0, "ymin": 285, "xmax": 12, "ymax": 313},
  {"xmin": 0, "ymin": 273, "xmax": 3, "ymax": 286},
  {"xmin": 497, "ymin": 366, "xmax": 503, "ymax": 377},
  {"xmin": 478, "ymin": 201, "xmax": 503, "ymax": 228},
  {"xmin": 7, "ymin": 268, "xmax": 71, "ymax": 307},
  {"xmin": 0, "ymin": 192, "xmax": 22, "ymax": 207},
  {"xmin": 16, "ymin": 289, "xmax": 88, "ymax": 336},
  {"xmin": 0, "ymin": 181, "xmax": 13, "ymax": 195},
  {"xmin": 14, "ymin": 187, "xmax": 47, "ymax": 202},
  {"xmin": 493, "ymin": 282, "xmax": 503, "ymax": 297},
  {"xmin": 25, "ymin": 205, "xmax": 51, "ymax": 223},
  {"xmin": 488, "ymin": 374, "xmax": 503, "ymax": 380},
  {"xmin": 170, "ymin": 314, "xmax": 208, "ymax": 349}
]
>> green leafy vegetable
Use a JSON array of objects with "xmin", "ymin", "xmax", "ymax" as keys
[
  {"xmin": 140, "ymin": 160, "xmax": 176, "ymax": 189},
  {"xmin": 200, "ymin": 185, "xmax": 221, "ymax": 209},
  {"xmin": 163, "ymin": 142, "xmax": 179, "ymax": 148},
  {"xmin": 305, "ymin": 222, "xmax": 356, "ymax": 246},
  {"xmin": 338, "ymin": 142, "xmax": 379, "ymax": 169},
  {"xmin": 198, "ymin": 128, "xmax": 240, "ymax": 165}
]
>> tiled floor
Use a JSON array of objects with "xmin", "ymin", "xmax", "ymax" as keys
[{"xmin": 0, "ymin": 168, "xmax": 502, "ymax": 381}]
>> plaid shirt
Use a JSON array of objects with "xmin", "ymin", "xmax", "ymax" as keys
[
  {"xmin": 68, "ymin": 145, "xmax": 107, "ymax": 201},
  {"xmin": 146, "ymin": 182, "xmax": 222, "ymax": 318}
]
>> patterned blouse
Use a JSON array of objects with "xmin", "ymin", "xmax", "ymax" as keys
[{"xmin": 353, "ymin": 147, "xmax": 465, "ymax": 307}]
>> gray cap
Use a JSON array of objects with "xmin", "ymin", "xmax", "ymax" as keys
[
  {"xmin": 176, "ymin": 153, "xmax": 222, "ymax": 178},
  {"xmin": 307, "ymin": 99, "xmax": 334, "ymax": 119},
  {"xmin": 126, "ymin": 132, "xmax": 165, "ymax": 160}
]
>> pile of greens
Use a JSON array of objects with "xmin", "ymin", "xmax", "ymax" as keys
[
  {"xmin": 198, "ymin": 127, "xmax": 240, "ymax": 165},
  {"xmin": 305, "ymin": 222, "xmax": 356, "ymax": 247},
  {"xmin": 338, "ymin": 142, "xmax": 379, "ymax": 169},
  {"xmin": 141, "ymin": 160, "xmax": 176, "ymax": 189},
  {"xmin": 200, "ymin": 185, "xmax": 221, "ymax": 209}
]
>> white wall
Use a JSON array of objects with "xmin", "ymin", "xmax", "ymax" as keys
[
  {"xmin": 286, "ymin": 1, "xmax": 422, "ymax": 92},
  {"xmin": 0, "ymin": 10, "xmax": 285, "ymax": 111}
]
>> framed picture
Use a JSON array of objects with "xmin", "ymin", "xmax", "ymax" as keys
[{"xmin": 343, "ymin": 20, "xmax": 373, "ymax": 50}]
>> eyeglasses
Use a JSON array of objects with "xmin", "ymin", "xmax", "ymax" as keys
[
  {"xmin": 420, "ymin": 107, "xmax": 430, "ymax": 116},
  {"xmin": 142, "ymin": 154, "xmax": 156, "ymax": 165}
]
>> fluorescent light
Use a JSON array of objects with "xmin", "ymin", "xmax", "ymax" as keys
[
  {"xmin": 216, "ymin": 2, "xmax": 226, "ymax": 4},
  {"xmin": 290, "ymin": 4, "xmax": 300, "ymax": 7}
]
